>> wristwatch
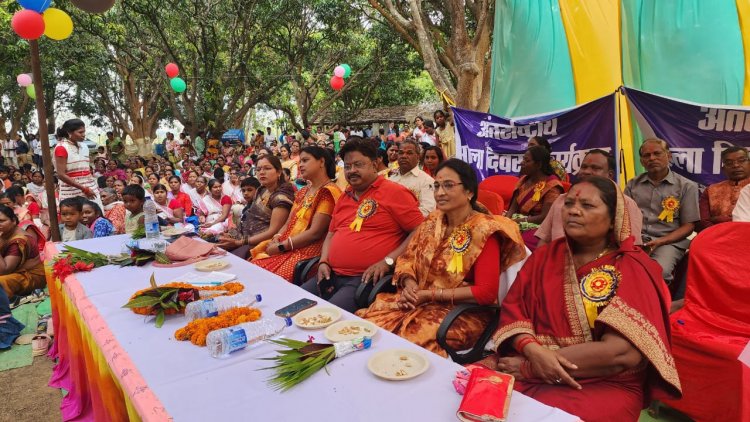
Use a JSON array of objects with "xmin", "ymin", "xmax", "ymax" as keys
[
  {"xmin": 278, "ymin": 242, "xmax": 287, "ymax": 252},
  {"xmin": 384, "ymin": 256, "xmax": 395, "ymax": 267}
]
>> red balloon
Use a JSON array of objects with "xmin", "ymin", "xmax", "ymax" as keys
[
  {"xmin": 330, "ymin": 76, "xmax": 345, "ymax": 91},
  {"xmin": 11, "ymin": 10, "xmax": 45, "ymax": 40},
  {"xmin": 165, "ymin": 63, "xmax": 179, "ymax": 78}
]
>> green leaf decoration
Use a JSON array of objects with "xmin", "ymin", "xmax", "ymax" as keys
[
  {"xmin": 155, "ymin": 310, "xmax": 165, "ymax": 328},
  {"xmin": 150, "ymin": 273, "xmax": 157, "ymax": 289},
  {"xmin": 260, "ymin": 339, "xmax": 337, "ymax": 392},
  {"xmin": 155, "ymin": 252, "xmax": 172, "ymax": 264},
  {"xmin": 122, "ymin": 295, "xmax": 162, "ymax": 309}
]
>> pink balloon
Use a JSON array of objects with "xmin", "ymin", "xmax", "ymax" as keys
[
  {"xmin": 17, "ymin": 74, "xmax": 32, "ymax": 87},
  {"xmin": 333, "ymin": 66, "xmax": 345, "ymax": 78},
  {"xmin": 330, "ymin": 76, "xmax": 345, "ymax": 91},
  {"xmin": 165, "ymin": 63, "xmax": 179, "ymax": 78}
]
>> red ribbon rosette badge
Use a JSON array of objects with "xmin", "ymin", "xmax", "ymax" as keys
[{"xmin": 349, "ymin": 199, "xmax": 378, "ymax": 232}]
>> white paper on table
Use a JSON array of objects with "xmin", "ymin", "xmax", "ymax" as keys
[
  {"xmin": 739, "ymin": 341, "xmax": 750, "ymax": 368},
  {"xmin": 167, "ymin": 271, "xmax": 237, "ymax": 285}
]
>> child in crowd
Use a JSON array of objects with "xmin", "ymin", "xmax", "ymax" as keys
[
  {"xmin": 122, "ymin": 185, "xmax": 146, "ymax": 234},
  {"xmin": 0, "ymin": 166, "xmax": 11, "ymax": 189},
  {"xmin": 59, "ymin": 197, "xmax": 94, "ymax": 242},
  {"xmin": 81, "ymin": 200, "xmax": 115, "ymax": 238}
]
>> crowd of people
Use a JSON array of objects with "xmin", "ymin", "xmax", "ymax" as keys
[{"xmin": 3, "ymin": 109, "xmax": 750, "ymax": 421}]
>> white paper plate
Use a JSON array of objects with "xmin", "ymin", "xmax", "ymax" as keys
[
  {"xmin": 292, "ymin": 307, "xmax": 342, "ymax": 329},
  {"xmin": 161, "ymin": 226, "xmax": 191, "ymax": 237},
  {"xmin": 324, "ymin": 320, "xmax": 379, "ymax": 342},
  {"xmin": 367, "ymin": 349, "xmax": 429, "ymax": 381},
  {"xmin": 194, "ymin": 259, "xmax": 230, "ymax": 272}
]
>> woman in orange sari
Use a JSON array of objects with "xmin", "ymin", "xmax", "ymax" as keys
[
  {"xmin": 0, "ymin": 205, "xmax": 45, "ymax": 299},
  {"xmin": 484, "ymin": 176, "xmax": 681, "ymax": 422},
  {"xmin": 506, "ymin": 146, "xmax": 563, "ymax": 251},
  {"xmin": 251, "ymin": 146, "xmax": 342, "ymax": 282},
  {"xmin": 356, "ymin": 159, "xmax": 526, "ymax": 357}
]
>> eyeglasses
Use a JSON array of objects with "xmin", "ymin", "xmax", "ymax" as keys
[
  {"xmin": 343, "ymin": 161, "xmax": 370, "ymax": 171},
  {"xmin": 433, "ymin": 181, "xmax": 463, "ymax": 191},
  {"xmin": 722, "ymin": 157, "xmax": 749, "ymax": 167}
]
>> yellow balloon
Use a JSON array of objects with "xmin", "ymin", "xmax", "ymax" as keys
[{"xmin": 43, "ymin": 8, "xmax": 73, "ymax": 41}]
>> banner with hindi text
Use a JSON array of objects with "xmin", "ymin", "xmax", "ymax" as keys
[
  {"xmin": 624, "ymin": 87, "xmax": 750, "ymax": 187},
  {"xmin": 452, "ymin": 94, "xmax": 617, "ymax": 182}
]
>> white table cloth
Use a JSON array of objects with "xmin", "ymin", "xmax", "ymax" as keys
[{"xmin": 56, "ymin": 235, "xmax": 578, "ymax": 421}]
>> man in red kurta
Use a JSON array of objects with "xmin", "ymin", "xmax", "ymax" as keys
[
  {"xmin": 301, "ymin": 138, "xmax": 424, "ymax": 312},
  {"xmin": 697, "ymin": 146, "xmax": 750, "ymax": 231}
]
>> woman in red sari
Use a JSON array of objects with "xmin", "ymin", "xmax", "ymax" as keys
[
  {"xmin": 485, "ymin": 176, "xmax": 681, "ymax": 422},
  {"xmin": 251, "ymin": 147, "xmax": 341, "ymax": 282},
  {"xmin": 505, "ymin": 146, "xmax": 563, "ymax": 251}
]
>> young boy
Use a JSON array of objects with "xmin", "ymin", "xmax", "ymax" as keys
[
  {"xmin": 0, "ymin": 166, "xmax": 11, "ymax": 190},
  {"xmin": 217, "ymin": 177, "xmax": 260, "ymax": 258},
  {"xmin": 59, "ymin": 197, "xmax": 94, "ymax": 242},
  {"xmin": 122, "ymin": 185, "xmax": 146, "ymax": 235}
]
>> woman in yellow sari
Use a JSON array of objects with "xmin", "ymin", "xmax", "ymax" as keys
[
  {"xmin": 356, "ymin": 159, "xmax": 526, "ymax": 357},
  {"xmin": 251, "ymin": 146, "xmax": 342, "ymax": 282},
  {"xmin": 506, "ymin": 146, "xmax": 564, "ymax": 251},
  {"xmin": 0, "ymin": 205, "xmax": 45, "ymax": 299}
]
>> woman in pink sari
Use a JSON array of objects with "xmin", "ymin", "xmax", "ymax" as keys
[
  {"xmin": 505, "ymin": 146, "xmax": 563, "ymax": 251},
  {"xmin": 485, "ymin": 176, "xmax": 681, "ymax": 421},
  {"xmin": 198, "ymin": 179, "xmax": 232, "ymax": 234}
]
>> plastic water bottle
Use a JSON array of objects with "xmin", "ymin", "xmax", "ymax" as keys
[
  {"xmin": 184, "ymin": 292, "xmax": 263, "ymax": 321},
  {"xmin": 206, "ymin": 317, "xmax": 292, "ymax": 358},
  {"xmin": 143, "ymin": 199, "xmax": 160, "ymax": 239}
]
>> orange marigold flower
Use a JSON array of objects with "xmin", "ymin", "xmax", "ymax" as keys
[{"xmin": 174, "ymin": 307, "xmax": 262, "ymax": 346}]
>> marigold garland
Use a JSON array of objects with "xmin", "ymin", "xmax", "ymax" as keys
[
  {"xmin": 175, "ymin": 307, "xmax": 262, "ymax": 346},
  {"xmin": 127, "ymin": 282, "xmax": 245, "ymax": 316}
]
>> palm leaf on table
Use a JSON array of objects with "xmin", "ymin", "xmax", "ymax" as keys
[{"xmin": 260, "ymin": 338, "xmax": 337, "ymax": 392}]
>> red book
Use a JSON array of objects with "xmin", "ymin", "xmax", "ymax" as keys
[{"xmin": 456, "ymin": 368, "xmax": 514, "ymax": 422}]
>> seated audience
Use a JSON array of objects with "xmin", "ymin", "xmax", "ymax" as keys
[
  {"xmin": 81, "ymin": 200, "xmax": 115, "ymax": 238},
  {"xmin": 217, "ymin": 155, "xmax": 294, "ymax": 258},
  {"xmin": 252, "ymin": 146, "xmax": 342, "ymax": 281},
  {"xmin": 300, "ymin": 138, "xmax": 424, "ymax": 312},
  {"xmin": 506, "ymin": 146, "xmax": 564, "ymax": 250},
  {"xmin": 152, "ymin": 184, "xmax": 184, "ymax": 225},
  {"xmin": 167, "ymin": 176, "xmax": 193, "ymax": 217},
  {"xmin": 101, "ymin": 188, "xmax": 126, "ymax": 234},
  {"xmin": 624, "ymin": 139, "xmax": 699, "ymax": 291},
  {"xmin": 537, "ymin": 149, "xmax": 642, "ymax": 246},
  {"xmin": 198, "ymin": 179, "xmax": 232, "ymax": 234},
  {"xmin": 122, "ymin": 185, "xmax": 146, "ymax": 235},
  {"xmin": 388, "ymin": 139, "xmax": 436, "ymax": 217},
  {"xmin": 357, "ymin": 159, "xmax": 525, "ymax": 356},
  {"xmin": 59, "ymin": 197, "xmax": 93, "ymax": 241},
  {"xmin": 486, "ymin": 176, "xmax": 681, "ymax": 422},
  {"xmin": 528, "ymin": 136, "xmax": 568, "ymax": 182},
  {"xmin": 422, "ymin": 145, "xmax": 444, "ymax": 177},
  {"xmin": 0, "ymin": 205, "xmax": 46, "ymax": 304},
  {"xmin": 698, "ymin": 146, "xmax": 750, "ymax": 230}
]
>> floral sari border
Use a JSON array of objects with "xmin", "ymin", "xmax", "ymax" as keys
[{"xmin": 597, "ymin": 296, "xmax": 681, "ymax": 392}]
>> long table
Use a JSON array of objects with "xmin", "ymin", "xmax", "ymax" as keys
[{"xmin": 46, "ymin": 235, "xmax": 578, "ymax": 421}]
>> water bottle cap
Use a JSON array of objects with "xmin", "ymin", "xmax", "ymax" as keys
[
  {"xmin": 283, "ymin": 317, "xmax": 292, "ymax": 327},
  {"xmin": 255, "ymin": 294, "xmax": 263, "ymax": 303}
]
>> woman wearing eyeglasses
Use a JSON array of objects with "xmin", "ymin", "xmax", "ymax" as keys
[{"xmin": 356, "ymin": 159, "xmax": 526, "ymax": 357}]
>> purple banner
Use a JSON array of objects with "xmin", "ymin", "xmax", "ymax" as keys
[
  {"xmin": 625, "ymin": 87, "xmax": 750, "ymax": 187},
  {"xmin": 452, "ymin": 94, "xmax": 617, "ymax": 182}
]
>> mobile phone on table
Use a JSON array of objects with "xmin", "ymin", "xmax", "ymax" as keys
[{"xmin": 274, "ymin": 298, "xmax": 317, "ymax": 318}]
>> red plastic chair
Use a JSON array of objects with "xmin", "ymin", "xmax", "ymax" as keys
[
  {"xmin": 476, "ymin": 189, "xmax": 504, "ymax": 215},
  {"xmin": 661, "ymin": 223, "xmax": 750, "ymax": 422},
  {"xmin": 479, "ymin": 175, "xmax": 519, "ymax": 211}
]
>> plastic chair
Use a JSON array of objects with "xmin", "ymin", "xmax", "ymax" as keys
[
  {"xmin": 476, "ymin": 189, "xmax": 504, "ymax": 215},
  {"xmin": 436, "ymin": 246, "xmax": 530, "ymax": 364},
  {"xmin": 479, "ymin": 175, "xmax": 519, "ymax": 211},
  {"xmin": 661, "ymin": 223, "xmax": 750, "ymax": 422},
  {"xmin": 292, "ymin": 256, "xmax": 320, "ymax": 286}
]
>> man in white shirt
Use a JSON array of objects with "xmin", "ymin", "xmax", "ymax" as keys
[
  {"xmin": 388, "ymin": 139, "xmax": 435, "ymax": 216},
  {"xmin": 2, "ymin": 138, "xmax": 17, "ymax": 167},
  {"xmin": 30, "ymin": 136, "xmax": 42, "ymax": 168},
  {"xmin": 264, "ymin": 127, "xmax": 275, "ymax": 146},
  {"xmin": 732, "ymin": 183, "xmax": 750, "ymax": 222}
]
